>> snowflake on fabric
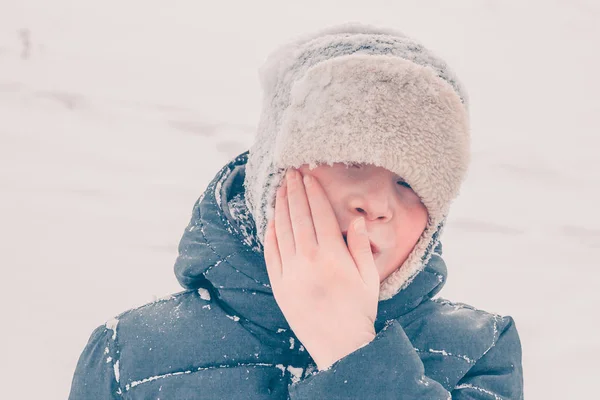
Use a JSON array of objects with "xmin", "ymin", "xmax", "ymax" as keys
[{"xmin": 228, "ymin": 192, "xmax": 263, "ymax": 254}]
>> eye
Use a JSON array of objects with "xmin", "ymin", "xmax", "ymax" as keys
[
  {"xmin": 397, "ymin": 180, "xmax": 411, "ymax": 189},
  {"xmin": 347, "ymin": 162, "xmax": 361, "ymax": 169}
]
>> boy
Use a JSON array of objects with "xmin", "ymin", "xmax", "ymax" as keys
[{"xmin": 70, "ymin": 22, "xmax": 523, "ymax": 399}]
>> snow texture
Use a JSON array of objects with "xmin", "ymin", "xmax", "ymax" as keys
[
  {"xmin": 197, "ymin": 288, "xmax": 211, "ymax": 301},
  {"xmin": 105, "ymin": 318, "xmax": 118, "ymax": 340},
  {"xmin": 1, "ymin": 1, "xmax": 599, "ymax": 399},
  {"xmin": 455, "ymin": 384, "xmax": 502, "ymax": 400}
]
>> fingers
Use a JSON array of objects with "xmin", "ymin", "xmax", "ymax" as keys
[
  {"xmin": 274, "ymin": 177, "xmax": 295, "ymax": 263},
  {"xmin": 286, "ymin": 169, "xmax": 317, "ymax": 253},
  {"xmin": 346, "ymin": 217, "xmax": 379, "ymax": 288},
  {"xmin": 263, "ymin": 218, "xmax": 282, "ymax": 287},
  {"xmin": 302, "ymin": 173, "xmax": 343, "ymax": 247}
]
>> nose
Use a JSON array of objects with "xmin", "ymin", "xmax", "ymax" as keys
[{"xmin": 348, "ymin": 183, "xmax": 393, "ymax": 222}]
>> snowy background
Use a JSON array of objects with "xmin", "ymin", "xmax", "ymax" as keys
[{"xmin": 1, "ymin": 0, "xmax": 598, "ymax": 398}]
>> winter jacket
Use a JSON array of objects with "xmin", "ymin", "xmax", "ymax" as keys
[{"xmin": 69, "ymin": 152, "xmax": 523, "ymax": 399}]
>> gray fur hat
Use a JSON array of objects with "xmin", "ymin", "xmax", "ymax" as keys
[{"xmin": 244, "ymin": 22, "xmax": 470, "ymax": 300}]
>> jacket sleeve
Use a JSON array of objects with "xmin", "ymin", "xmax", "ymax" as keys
[
  {"xmin": 288, "ymin": 318, "xmax": 523, "ymax": 400},
  {"xmin": 69, "ymin": 325, "xmax": 122, "ymax": 400},
  {"xmin": 452, "ymin": 316, "xmax": 523, "ymax": 399}
]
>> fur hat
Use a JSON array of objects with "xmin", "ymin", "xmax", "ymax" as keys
[{"xmin": 244, "ymin": 22, "xmax": 470, "ymax": 300}]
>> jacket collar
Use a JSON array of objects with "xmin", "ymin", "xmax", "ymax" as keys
[{"xmin": 175, "ymin": 152, "xmax": 447, "ymax": 336}]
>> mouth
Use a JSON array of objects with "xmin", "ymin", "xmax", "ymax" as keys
[{"xmin": 341, "ymin": 231, "xmax": 380, "ymax": 254}]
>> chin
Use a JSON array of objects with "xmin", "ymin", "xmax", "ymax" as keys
[
  {"xmin": 375, "ymin": 252, "xmax": 405, "ymax": 283},
  {"xmin": 373, "ymin": 254, "xmax": 388, "ymax": 283}
]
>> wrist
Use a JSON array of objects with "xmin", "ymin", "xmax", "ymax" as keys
[{"xmin": 312, "ymin": 331, "xmax": 376, "ymax": 371}]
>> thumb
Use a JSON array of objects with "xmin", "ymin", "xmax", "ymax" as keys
[{"xmin": 347, "ymin": 217, "xmax": 378, "ymax": 287}]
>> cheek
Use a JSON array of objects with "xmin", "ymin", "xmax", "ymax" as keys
[
  {"xmin": 391, "ymin": 204, "xmax": 429, "ymax": 257},
  {"xmin": 410, "ymin": 204, "xmax": 429, "ymax": 236},
  {"xmin": 377, "ymin": 206, "xmax": 429, "ymax": 281},
  {"xmin": 402, "ymin": 190, "xmax": 429, "ymax": 231}
]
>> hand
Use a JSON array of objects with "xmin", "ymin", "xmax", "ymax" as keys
[{"xmin": 263, "ymin": 168, "xmax": 380, "ymax": 370}]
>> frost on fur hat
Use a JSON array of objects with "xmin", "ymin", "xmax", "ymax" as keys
[{"xmin": 244, "ymin": 22, "xmax": 470, "ymax": 300}]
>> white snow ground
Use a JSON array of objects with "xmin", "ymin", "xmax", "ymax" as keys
[{"xmin": 1, "ymin": 1, "xmax": 598, "ymax": 399}]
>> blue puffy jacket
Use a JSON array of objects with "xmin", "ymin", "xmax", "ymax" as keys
[{"xmin": 69, "ymin": 152, "xmax": 523, "ymax": 399}]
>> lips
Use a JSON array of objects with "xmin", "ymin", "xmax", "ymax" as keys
[{"xmin": 341, "ymin": 231, "xmax": 380, "ymax": 254}]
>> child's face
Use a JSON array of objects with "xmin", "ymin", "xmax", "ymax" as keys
[{"xmin": 297, "ymin": 162, "xmax": 428, "ymax": 282}]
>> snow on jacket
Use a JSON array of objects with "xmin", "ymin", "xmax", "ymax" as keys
[{"xmin": 69, "ymin": 152, "xmax": 523, "ymax": 399}]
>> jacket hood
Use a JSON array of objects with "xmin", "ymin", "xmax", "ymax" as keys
[{"xmin": 175, "ymin": 152, "xmax": 448, "ymax": 336}]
